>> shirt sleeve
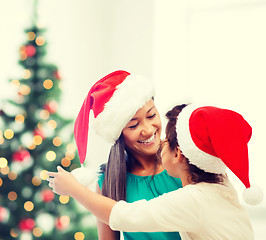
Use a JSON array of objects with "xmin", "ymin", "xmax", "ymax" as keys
[{"xmin": 109, "ymin": 185, "xmax": 202, "ymax": 233}]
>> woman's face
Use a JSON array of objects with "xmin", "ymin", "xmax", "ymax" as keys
[{"xmin": 122, "ymin": 100, "xmax": 162, "ymax": 158}]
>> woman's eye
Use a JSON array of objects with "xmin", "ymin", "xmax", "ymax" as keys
[
  {"xmin": 129, "ymin": 123, "xmax": 139, "ymax": 129},
  {"xmin": 147, "ymin": 113, "xmax": 156, "ymax": 119}
]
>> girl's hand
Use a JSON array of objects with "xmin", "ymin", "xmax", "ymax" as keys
[{"xmin": 46, "ymin": 166, "xmax": 78, "ymax": 196}]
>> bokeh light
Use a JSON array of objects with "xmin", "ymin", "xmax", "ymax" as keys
[
  {"xmin": 20, "ymin": 46, "xmax": 27, "ymax": 61},
  {"xmin": 40, "ymin": 170, "xmax": 48, "ymax": 180},
  {"xmin": 48, "ymin": 120, "xmax": 57, "ymax": 129},
  {"xmin": 74, "ymin": 232, "xmax": 85, "ymax": 240},
  {"xmin": 65, "ymin": 152, "xmax": 75, "ymax": 160},
  {"xmin": 33, "ymin": 135, "xmax": 43, "ymax": 145},
  {"xmin": 8, "ymin": 171, "xmax": 17, "ymax": 181},
  {"xmin": 15, "ymin": 114, "xmax": 25, "ymax": 123},
  {"xmin": 66, "ymin": 143, "xmax": 76, "ymax": 153},
  {"xmin": 27, "ymin": 143, "xmax": 36, "ymax": 150},
  {"xmin": 33, "ymin": 227, "xmax": 42, "ymax": 237},
  {"xmin": 4, "ymin": 129, "xmax": 14, "ymax": 139},
  {"xmin": 8, "ymin": 191, "xmax": 17, "ymax": 201},
  {"xmin": 23, "ymin": 69, "xmax": 31, "ymax": 79},
  {"xmin": 22, "ymin": 187, "xmax": 32, "ymax": 199},
  {"xmin": 24, "ymin": 201, "xmax": 34, "ymax": 211},
  {"xmin": 19, "ymin": 84, "xmax": 31, "ymax": 96},
  {"xmin": 40, "ymin": 110, "xmax": 50, "ymax": 119},
  {"xmin": 43, "ymin": 79, "xmax": 53, "ymax": 89},
  {"xmin": 0, "ymin": 157, "xmax": 8, "ymax": 168},
  {"xmin": 11, "ymin": 79, "xmax": 20, "ymax": 88},
  {"xmin": 36, "ymin": 36, "xmax": 45, "ymax": 46},
  {"xmin": 61, "ymin": 157, "xmax": 71, "ymax": 167},
  {"xmin": 32, "ymin": 176, "xmax": 42, "ymax": 186},
  {"xmin": 59, "ymin": 196, "xmax": 69, "ymax": 204},
  {"xmin": 27, "ymin": 31, "xmax": 36, "ymax": 41},
  {"xmin": 0, "ymin": 137, "xmax": 4, "ymax": 145},
  {"xmin": 10, "ymin": 229, "xmax": 19, "ymax": 238},
  {"xmin": 53, "ymin": 136, "xmax": 62, "ymax": 147},
  {"xmin": 0, "ymin": 166, "xmax": 9, "ymax": 175},
  {"xmin": 0, "ymin": 131, "xmax": 4, "ymax": 145},
  {"xmin": 46, "ymin": 151, "xmax": 56, "ymax": 161}
]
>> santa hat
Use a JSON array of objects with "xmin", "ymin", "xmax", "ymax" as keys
[
  {"xmin": 176, "ymin": 104, "xmax": 263, "ymax": 205},
  {"xmin": 74, "ymin": 70, "xmax": 155, "ymax": 165}
]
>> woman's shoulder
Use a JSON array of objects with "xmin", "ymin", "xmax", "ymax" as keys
[
  {"xmin": 127, "ymin": 169, "xmax": 182, "ymax": 197},
  {"xmin": 98, "ymin": 167, "xmax": 183, "ymax": 191}
]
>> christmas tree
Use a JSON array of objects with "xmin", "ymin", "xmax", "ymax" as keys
[{"xmin": 0, "ymin": 5, "xmax": 97, "ymax": 240}]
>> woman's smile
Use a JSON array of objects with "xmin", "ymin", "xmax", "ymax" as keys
[{"xmin": 138, "ymin": 133, "xmax": 156, "ymax": 145}]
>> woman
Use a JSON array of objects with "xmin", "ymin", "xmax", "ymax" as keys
[
  {"xmin": 47, "ymin": 104, "xmax": 262, "ymax": 239},
  {"xmin": 69, "ymin": 70, "xmax": 182, "ymax": 239}
]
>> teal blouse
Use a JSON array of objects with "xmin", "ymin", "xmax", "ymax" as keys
[{"xmin": 98, "ymin": 169, "xmax": 182, "ymax": 240}]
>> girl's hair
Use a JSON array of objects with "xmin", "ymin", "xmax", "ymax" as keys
[
  {"xmin": 165, "ymin": 104, "xmax": 224, "ymax": 184},
  {"xmin": 100, "ymin": 135, "xmax": 160, "ymax": 201}
]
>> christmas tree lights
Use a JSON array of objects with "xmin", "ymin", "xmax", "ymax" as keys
[{"xmin": 0, "ymin": 2, "xmax": 97, "ymax": 240}]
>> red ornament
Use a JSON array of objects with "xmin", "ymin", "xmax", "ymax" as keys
[
  {"xmin": 53, "ymin": 70, "xmax": 61, "ymax": 80},
  {"xmin": 43, "ymin": 101, "xmax": 58, "ymax": 114},
  {"xmin": 12, "ymin": 149, "xmax": 31, "ymax": 162},
  {"xmin": 0, "ymin": 207, "xmax": 9, "ymax": 222},
  {"xmin": 34, "ymin": 128, "xmax": 45, "ymax": 139},
  {"xmin": 25, "ymin": 45, "xmax": 36, "ymax": 57},
  {"xmin": 55, "ymin": 216, "xmax": 69, "ymax": 230},
  {"xmin": 18, "ymin": 218, "xmax": 35, "ymax": 231},
  {"xmin": 41, "ymin": 189, "xmax": 55, "ymax": 202}
]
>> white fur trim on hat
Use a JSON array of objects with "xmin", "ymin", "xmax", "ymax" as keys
[
  {"xmin": 71, "ymin": 166, "xmax": 98, "ymax": 188},
  {"xmin": 242, "ymin": 185, "xmax": 264, "ymax": 205},
  {"xmin": 94, "ymin": 74, "xmax": 155, "ymax": 143},
  {"xmin": 176, "ymin": 104, "xmax": 227, "ymax": 174}
]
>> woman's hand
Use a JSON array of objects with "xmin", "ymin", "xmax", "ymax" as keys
[{"xmin": 47, "ymin": 166, "xmax": 78, "ymax": 196}]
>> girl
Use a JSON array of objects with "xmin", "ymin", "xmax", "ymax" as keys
[
  {"xmin": 67, "ymin": 70, "xmax": 182, "ymax": 240},
  {"xmin": 47, "ymin": 103, "xmax": 263, "ymax": 239}
]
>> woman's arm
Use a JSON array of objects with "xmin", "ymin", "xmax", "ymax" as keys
[
  {"xmin": 96, "ymin": 185, "xmax": 120, "ymax": 240},
  {"xmin": 47, "ymin": 166, "xmax": 116, "ymax": 225}
]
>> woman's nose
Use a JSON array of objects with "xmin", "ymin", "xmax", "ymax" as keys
[{"xmin": 140, "ymin": 121, "xmax": 153, "ymax": 136}]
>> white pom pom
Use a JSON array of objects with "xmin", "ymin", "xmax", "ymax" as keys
[
  {"xmin": 71, "ymin": 166, "xmax": 98, "ymax": 187},
  {"xmin": 242, "ymin": 185, "xmax": 264, "ymax": 205}
]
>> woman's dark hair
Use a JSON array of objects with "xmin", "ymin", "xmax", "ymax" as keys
[
  {"xmin": 100, "ymin": 135, "xmax": 127, "ymax": 201},
  {"xmin": 165, "ymin": 104, "xmax": 224, "ymax": 185},
  {"xmin": 100, "ymin": 135, "xmax": 160, "ymax": 201}
]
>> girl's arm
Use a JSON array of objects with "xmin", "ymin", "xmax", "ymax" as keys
[
  {"xmin": 47, "ymin": 166, "xmax": 200, "ymax": 233},
  {"xmin": 47, "ymin": 166, "xmax": 116, "ymax": 225},
  {"xmin": 96, "ymin": 184, "xmax": 120, "ymax": 240}
]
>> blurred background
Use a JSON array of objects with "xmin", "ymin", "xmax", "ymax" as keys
[{"xmin": 0, "ymin": 0, "xmax": 265, "ymax": 239}]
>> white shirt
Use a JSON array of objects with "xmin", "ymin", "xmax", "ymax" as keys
[{"xmin": 109, "ymin": 180, "xmax": 253, "ymax": 240}]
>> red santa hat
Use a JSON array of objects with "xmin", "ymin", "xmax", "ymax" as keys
[
  {"xmin": 176, "ymin": 104, "xmax": 263, "ymax": 205},
  {"xmin": 74, "ymin": 70, "xmax": 155, "ymax": 165}
]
